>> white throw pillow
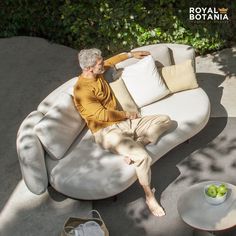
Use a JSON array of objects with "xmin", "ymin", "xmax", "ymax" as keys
[
  {"xmin": 121, "ymin": 55, "xmax": 170, "ymax": 108},
  {"xmin": 34, "ymin": 92, "xmax": 85, "ymax": 160}
]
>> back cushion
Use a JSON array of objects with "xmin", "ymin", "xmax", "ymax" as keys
[
  {"xmin": 16, "ymin": 111, "xmax": 48, "ymax": 194},
  {"xmin": 38, "ymin": 77, "xmax": 78, "ymax": 114},
  {"xmin": 34, "ymin": 92, "xmax": 85, "ymax": 160},
  {"xmin": 115, "ymin": 45, "xmax": 172, "ymax": 69}
]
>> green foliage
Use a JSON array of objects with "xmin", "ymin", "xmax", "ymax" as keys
[{"xmin": 0, "ymin": 0, "xmax": 235, "ymax": 56}]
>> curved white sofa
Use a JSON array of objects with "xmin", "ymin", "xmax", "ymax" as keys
[{"xmin": 16, "ymin": 44, "xmax": 210, "ymax": 200}]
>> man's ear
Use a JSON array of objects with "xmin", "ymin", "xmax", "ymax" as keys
[
  {"xmin": 88, "ymin": 67, "xmax": 94, "ymax": 72},
  {"xmin": 84, "ymin": 66, "xmax": 93, "ymax": 72}
]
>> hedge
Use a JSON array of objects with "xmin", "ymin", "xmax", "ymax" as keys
[{"xmin": 0, "ymin": 0, "xmax": 235, "ymax": 56}]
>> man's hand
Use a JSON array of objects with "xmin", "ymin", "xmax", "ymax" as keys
[
  {"xmin": 125, "ymin": 111, "xmax": 140, "ymax": 120},
  {"xmin": 131, "ymin": 51, "xmax": 150, "ymax": 59}
]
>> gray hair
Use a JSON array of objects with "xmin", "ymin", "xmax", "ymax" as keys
[{"xmin": 78, "ymin": 48, "xmax": 102, "ymax": 69}]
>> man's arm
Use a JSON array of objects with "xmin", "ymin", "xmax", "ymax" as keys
[
  {"xmin": 74, "ymin": 88, "xmax": 127, "ymax": 122},
  {"xmin": 104, "ymin": 51, "xmax": 150, "ymax": 69}
]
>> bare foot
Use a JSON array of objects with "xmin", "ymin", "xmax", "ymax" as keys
[{"xmin": 146, "ymin": 196, "xmax": 166, "ymax": 217}]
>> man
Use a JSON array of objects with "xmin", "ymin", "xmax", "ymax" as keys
[{"xmin": 73, "ymin": 48, "xmax": 172, "ymax": 217}]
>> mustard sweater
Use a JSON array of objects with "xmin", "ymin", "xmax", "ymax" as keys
[{"xmin": 73, "ymin": 53, "xmax": 129, "ymax": 133}]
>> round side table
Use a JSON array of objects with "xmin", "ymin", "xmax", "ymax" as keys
[{"xmin": 177, "ymin": 181, "xmax": 236, "ymax": 236}]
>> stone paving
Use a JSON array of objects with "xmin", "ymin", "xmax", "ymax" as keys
[{"xmin": 0, "ymin": 37, "xmax": 235, "ymax": 235}]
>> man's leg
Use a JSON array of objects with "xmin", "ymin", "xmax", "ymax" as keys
[
  {"xmin": 129, "ymin": 115, "xmax": 173, "ymax": 216},
  {"xmin": 134, "ymin": 115, "xmax": 172, "ymax": 145},
  {"xmin": 94, "ymin": 124, "xmax": 165, "ymax": 217},
  {"xmin": 114, "ymin": 138, "xmax": 165, "ymax": 217},
  {"xmin": 142, "ymin": 185, "xmax": 165, "ymax": 217}
]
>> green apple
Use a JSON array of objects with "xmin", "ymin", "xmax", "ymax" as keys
[
  {"xmin": 216, "ymin": 192, "xmax": 225, "ymax": 197},
  {"xmin": 217, "ymin": 184, "xmax": 227, "ymax": 195},
  {"xmin": 206, "ymin": 185, "xmax": 217, "ymax": 198}
]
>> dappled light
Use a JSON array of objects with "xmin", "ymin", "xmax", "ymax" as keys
[
  {"xmin": 0, "ymin": 6, "xmax": 235, "ymax": 231},
  {"xmin": 212, "ymin": 47, "xmax": 236, "ymax": 78},
  {"xmin": 94, "ymin": 116, "xmax": 236, "ymax": 235},
  {"xmin": 0, "ymin": 180, "xmax": 90, "ymax": 236},
  {"xmin": 177, "ymin": 130, "xmax": 236, "ymax": 186}
]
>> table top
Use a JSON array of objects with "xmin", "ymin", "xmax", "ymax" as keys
[{"xmin": 177, "ymin": 181, "xmax": 236, "ymax": 231}]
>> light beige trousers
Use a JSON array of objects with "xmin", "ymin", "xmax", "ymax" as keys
[{"xmin": 94, "ymin": 115, "xmax": 172, "ymax": 186}]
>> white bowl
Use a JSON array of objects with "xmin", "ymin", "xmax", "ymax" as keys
[{"xmin": 204, "ymin": 183, "xmax": 228, "ymax": 205}]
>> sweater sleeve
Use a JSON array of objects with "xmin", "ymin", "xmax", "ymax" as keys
[
  {"xmin": 104, "ymin": 52, "xmax": 129, "ymax": 69},
  {"xmin": 74, "ymin": 87, "xmax": 126, "ymax": 122}
]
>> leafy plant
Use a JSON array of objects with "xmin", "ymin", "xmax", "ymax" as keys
[{"xmin": 0, "ymin": 0, "xmax": 235, "ymax": 56}]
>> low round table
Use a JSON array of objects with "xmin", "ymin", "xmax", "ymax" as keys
[{"xmin": 177, "ymin": 181, "xmax": 236, "ymax": 235}]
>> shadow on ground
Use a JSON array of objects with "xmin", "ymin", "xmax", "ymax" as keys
[
  {"xmin": 197, "ymin": 72, "xmax": 228, "ymax": 117},
  {"xmin": 212, "ymin": 47, "xmax": 236, "ymax": 78}
]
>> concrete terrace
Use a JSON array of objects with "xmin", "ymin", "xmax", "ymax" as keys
[{"xmin": 0, "ymin": 37, "xmax": 235, "ymax": 236}]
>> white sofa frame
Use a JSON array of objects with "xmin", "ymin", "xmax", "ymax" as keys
[{"xmin": 16, "ymin": 44, "xmax": 210, "ymax": 200}]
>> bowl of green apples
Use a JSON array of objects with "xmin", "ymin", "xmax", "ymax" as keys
[{"xmin": 204, "ymin": 182, "xmax": 228, "ymax": 205}]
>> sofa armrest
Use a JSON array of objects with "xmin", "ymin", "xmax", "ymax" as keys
[{"xmin": 16, "ymin": 111, "xmax": 48, "ymax": 194}]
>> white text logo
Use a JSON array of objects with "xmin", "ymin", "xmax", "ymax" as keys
[{"xmin": 189, "ymin": 7, "xmax": 229, "ymax": 21}]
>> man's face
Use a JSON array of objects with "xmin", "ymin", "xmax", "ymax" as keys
[{"xmin": 91, "ymin": 57, "xmax": 105, "ymax": 75}]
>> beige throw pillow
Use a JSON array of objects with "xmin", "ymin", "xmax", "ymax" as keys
[
  {"xmin": 161, "ymin": 59, "xmax": 198, "ymax": 93},
  {"xmin": 110, "ymin": 78, "xmax": 139, "ymax": 113}
]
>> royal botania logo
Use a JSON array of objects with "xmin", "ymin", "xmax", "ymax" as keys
[{"xmin": 189, "ymin": 7, "xmax": 229, "ymax": 21}]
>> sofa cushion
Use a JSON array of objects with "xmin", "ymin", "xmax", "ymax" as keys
[
  {"xmin": 132, "ymin": 44, "xmax": 172, "ymax": 68},
  {"xmin": 115, "ymin": 45, "xmax": 172, "ymax": 69},
  {"xmin": 16, "ymin": 111, "xmax": 48, "ymax": 194},
  {"xmin": 34, "ymin": 92, "xmax": 85, "ymax": 160},
  {"xmin": 163, "ymin": 43, "xmax": 196, "ymax": 70},
  {"xmin": 110, "ymin": 78, "xmax": 139, "ymax": 113},
  {"xmin": 45, "ymin": 128, "xmax": 137, "ymax": 200},
  {"xmin": 38, "ymin": 77, "xmax": 78, "ymax": 114},
  {"xmin": 141, "ymin": 88, "xmax": 210, "ymax": 161},
  {"xmin": 121, "ymin": 55, "xmax": 170, "ymax": 108},
  {"xmin": 161, "ymin": 59, "xmax": 198, "ymax": 93}
]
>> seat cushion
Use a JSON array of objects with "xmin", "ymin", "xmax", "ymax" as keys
[
  {"xmin": 122, "ymin": 55, "xmax": 170, "ymax": 108},
  {"xmin": 34, "ymin": 92, "xmax": 85, "ymax": 160},
  {"xmin": 45, "ymin": 128, "xmax": 136, "ymax": 200},
  {"xmin": 142, "ymin": 88, "xmax": 210, "ymax": 161},
  {"xmin": 16, "ymin": 111, "xmax": 48, "ymax": 194},
  {"xmin": 45, "ymin": 88, "xmax": 210, "ymax": 200}
]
